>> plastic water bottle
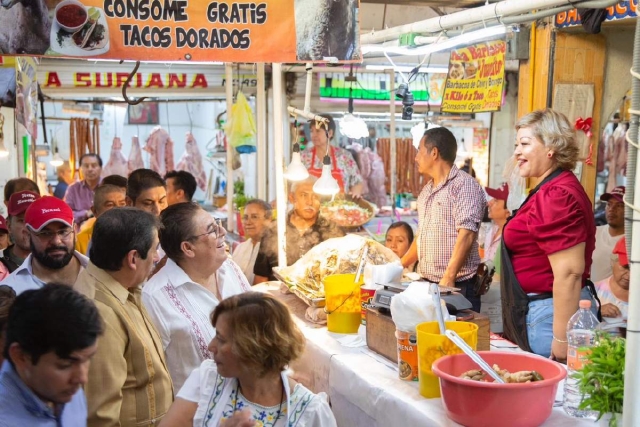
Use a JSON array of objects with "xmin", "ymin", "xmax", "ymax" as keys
[{"xmin": 563, "ymin": 300, "xmax": 600, "ymax": 418}]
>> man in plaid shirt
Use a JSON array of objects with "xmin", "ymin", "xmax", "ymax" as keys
[{"xmin": 401, "ymin": 127, "xmax": 486, "ymax": 312}]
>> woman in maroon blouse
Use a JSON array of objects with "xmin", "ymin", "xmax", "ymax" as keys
[{"xmin": 501, "ymin": 109, "xmax": 598, "ymax": 361}]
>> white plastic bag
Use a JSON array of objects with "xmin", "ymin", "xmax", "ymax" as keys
[{"xmin": 391, "ymin": 282, "xmax": 441, "ymax": 332}]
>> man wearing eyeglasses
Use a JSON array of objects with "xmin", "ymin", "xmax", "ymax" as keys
[
  {"xmin": 0, "ymin": 197, "xmax": 88, "ymax": 295},
  {"xmin": 591, "ymin": 186, "xmax": 625, "ymax": 282}
]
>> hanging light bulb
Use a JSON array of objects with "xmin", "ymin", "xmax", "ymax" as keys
[
  {"xmin": 284, "ymin": 142, "xmax": 309, "ymax": 181},
  {"xmin": 285, "ymin": 119, "xmax": 309, "ymax": 181},
  {"xmin": 0, "ymin": 112, "xmax": 7, "ymax": 158},
  {"xmin": 313, "ymin": 154, "xmax": 340, "ymax": 196},
  {"xmin": 339, "ymin": 68, "xmax": 369, "ymax": 140},
  {"xmin": 50, "ymin": 147, "xmax": 64, "ymax": 167}
]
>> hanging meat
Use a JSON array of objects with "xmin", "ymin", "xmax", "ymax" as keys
[
  {"xmin": 143, "ymin": 126, "xmax": 175, "ymax": 176},
  {"xmin": 176, "ymin": 132, "xmax": 207, "ymax": 191},
  {"xmin": 102, "ymin": 137, "xmax": 128, "ymax": 178},
  {"xmin": 128, "ymin": 136, "xmax": 145, "ymax": 173}
]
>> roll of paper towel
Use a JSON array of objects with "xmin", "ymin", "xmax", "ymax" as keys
[{"xmin": 363, "ymin": 262, "xmax": 403, "ymax": 287}]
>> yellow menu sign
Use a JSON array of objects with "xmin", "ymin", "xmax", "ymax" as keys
[{"xmin": 441, "ymin": 40, "xmax": 506, "ymax": 113}]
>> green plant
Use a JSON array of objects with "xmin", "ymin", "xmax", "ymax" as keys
[
  {"xmin": 574, "ymin": 331, "xmax": 625, "ymax": 426},
  {"xmin": 232, "ymin": 179, "xmax": 248, "ymax": 210}
]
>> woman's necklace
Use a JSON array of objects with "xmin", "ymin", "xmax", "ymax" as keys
[{"xmin": 233, "ymin": 380, "xmax": 286, "ymax": 423}]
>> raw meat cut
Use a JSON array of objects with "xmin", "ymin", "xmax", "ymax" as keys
[
  {"xmin": 128, "ymin": 136, "xmax": 145, "ymax": 173},
  {"xmin": 176, "ymin": 132, "xmax": 207, "ymax": 191},
  {"xmin": 102, "ymin": 137, "xmax": 128, "ymax": 178},
  {"xmin": 143, "ymin": 126, "xmax": 175, "ymax": 176}
]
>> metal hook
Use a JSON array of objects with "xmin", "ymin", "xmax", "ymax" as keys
[{"xmin": 120, "ymin": 60, "xmax": 147, "ymax": 105}]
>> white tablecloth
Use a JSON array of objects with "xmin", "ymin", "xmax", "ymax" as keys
[{"xmin": 255, "ymin": 282, "xmax": 595, "ymax": 427}]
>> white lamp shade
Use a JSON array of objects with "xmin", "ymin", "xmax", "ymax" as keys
[
  {"xmin": 313, "ymin": 164, "xmax": 340, "ymax": 196},
  {"xmin": 284, "ymin": 152, "xmax": 309, "ymax": 181},
  {"xmin": 339, "ymin": 113, "xmax": 369, "ymax": 139},
  {"xmin": 50, "ymin": 152, "xmax": 64, "ymax": 167}
]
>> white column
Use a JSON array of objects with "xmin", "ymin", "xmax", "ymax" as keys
[
  {"xmin": 224, "ymin": 64, "xmax": 234, "ymax": 233},
  {"xmin": 256, "ymin": 63, "xmax": 267, "ymax": 200},
  {"xmin": 389, "ymin": 70, "xmax": 396, "ymax": 211},
  {"xmin": 272, "ymin": 63, "xmax": 287, "ymax": 267}
]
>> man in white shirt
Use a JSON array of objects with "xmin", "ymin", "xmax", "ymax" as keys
[
  {"xmin": 232, "ymin": 199, "xmax": 272, "ymax": 285},
  {"xmin": 0, "ymin": 197, "xmax": 88, "ymax": 295},
  {"xmin": 591, "ymin": 186, "xmax": 625, "ymax": 282}
]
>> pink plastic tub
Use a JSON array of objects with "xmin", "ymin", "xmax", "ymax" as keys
[{"xmin": 432, "ymin": 351, "xmax": 567, "ymax": 427}]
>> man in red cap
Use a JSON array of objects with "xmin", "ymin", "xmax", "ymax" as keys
[
  {"xmin": 591, "ymin": 186, "xmax": 625, "ymax": 282},
  {"xmin": 594, "ymin": 237, "xmax": 629, "ymax": 320},
  {"xmin": 0, "ymin": 197, "xmax": 88, "ymax": 295},
  {"xmin": 0, "ymin": 191, "xmax": 41, "ymax": 280}
]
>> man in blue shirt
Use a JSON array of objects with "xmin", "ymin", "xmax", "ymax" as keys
[{"xmin": 0, "ymin": 284, "xmax": 103, "ymax": 426}]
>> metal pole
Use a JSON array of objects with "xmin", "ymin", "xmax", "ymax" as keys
[
  {"xmin": 622, "ymin": 14, "xmax": 640, "ymax": 427},
  {"xmin": 389, "ymin": 70, "xmax": 397, "ymax": 216},
  {"xmin": 273, "ymin": 63, "xmax": 288, "ymax": 268},
  {"xmin": 257, "ymin": 63, "xmax": 267, "ymax": 200},
  {"xmin": 224, "ymin": 64, "xmax": 235, "ymax": 234},
  {"xmin": 360, "ymin": 0, "xmax": 609, "ymax": 45}
]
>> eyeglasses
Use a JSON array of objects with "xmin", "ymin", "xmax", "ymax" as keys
[
  {"xmin": 187, "ymin": 219, "xmax": 222, "ymax": 241},
  {"xmin": 32, "ymin": 228, "xmax": 74, "ymax": 241}
]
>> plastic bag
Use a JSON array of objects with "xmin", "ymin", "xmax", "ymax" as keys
[
  {"xmin": 502, "ymin": 155, "xmax": 526, "ymax": 212},
  {"xmin": 391, "ymin": 282, "xmax": 440, "ymax": 332},
  {"xmin": 225, "ymin": 91, "xmax": 256, "ymax": 149}
]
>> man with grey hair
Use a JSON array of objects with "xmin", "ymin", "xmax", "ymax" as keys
[{"xmin": 254, "ymin": 176, "xmax": 344, "ymax": 283}]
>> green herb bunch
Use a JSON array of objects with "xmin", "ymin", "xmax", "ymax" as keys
[
  {"xmin": 232, "ymin": 180, "xmax": 248, "ymax": 210},
  {"xmin": 574, "ymin": 331, "xmax": 625, "ymax": 426}
]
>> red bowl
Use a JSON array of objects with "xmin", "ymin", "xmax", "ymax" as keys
[{"xmin": 432, "ymin": 351, "xmax": 566, "ymax": 427}]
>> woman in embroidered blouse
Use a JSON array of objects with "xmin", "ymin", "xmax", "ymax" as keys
[
  {"xmin": 159, "ymin": 293, "xmax": 337, "ymax": 427},
  {"xmin": 143, "ymin": 202, "xmax": 251, "ymax": 391}
]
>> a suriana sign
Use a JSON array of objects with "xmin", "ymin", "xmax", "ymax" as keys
[
  {"xmin": 1, "ymin": 0, "xmax": 359, "ymax": 63},
  {"xmin": 36, "ymin": 61, "xmax": 259, "ymax": 95},
  {"xmin": 555, "ymin": 0, "xmax": 638, "ymax": 28},
  {"xmin": 42, "ymin": 71, "xmax": 211, "ymax": 89}
]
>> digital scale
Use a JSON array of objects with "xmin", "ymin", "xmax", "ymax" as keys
[{"xmin": 372, "ymin": 281, "xmax": 473, "ymax": 314}]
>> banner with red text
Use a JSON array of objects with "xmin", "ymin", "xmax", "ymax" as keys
[
  {"xmin": 441, "ymin": 40, "xmax": 506, "ymax": 114},
  {"xmin": 0, "ymin": 0, "xmax": 359, "ymax": 63}
]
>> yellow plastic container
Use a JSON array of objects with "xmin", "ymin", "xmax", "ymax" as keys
[
  {"xmin": 416, "ymin": 321, "xmax": 478, "ymax": 398},
  {"xmin": 323, "ymin": 273, "xmax": 363, "ymax": 334}
]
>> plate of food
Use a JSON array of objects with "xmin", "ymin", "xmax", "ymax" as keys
[
  {"xmin": 49, "ymin": 1, "xmax": 110, "ymax": 57},
  {"xmin": 320, "ymin": 196, "xmax": 374, "ymax": 228}
]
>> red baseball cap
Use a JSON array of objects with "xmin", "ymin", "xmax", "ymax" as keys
[
  {"xmin": 485, "ymin": 182, "xmax": 509, "ymax": 202},
  {"xmin": 24, "ymin": 197, "xmax": 74, "ymax": 232},
  {"xmin": 0, "ymin": 215, "xmax": 7, "ymax": 233},
  {"xmin": 7, "ymin": 191, "xmax": 40, "ymax": 216},
  {"xmin": 600, "ymin": 186, "xmax": 625, "ymax": 203},
  {"xmin": 613, "ymin": 237, "xmax": 628, "ymax": 266}
]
